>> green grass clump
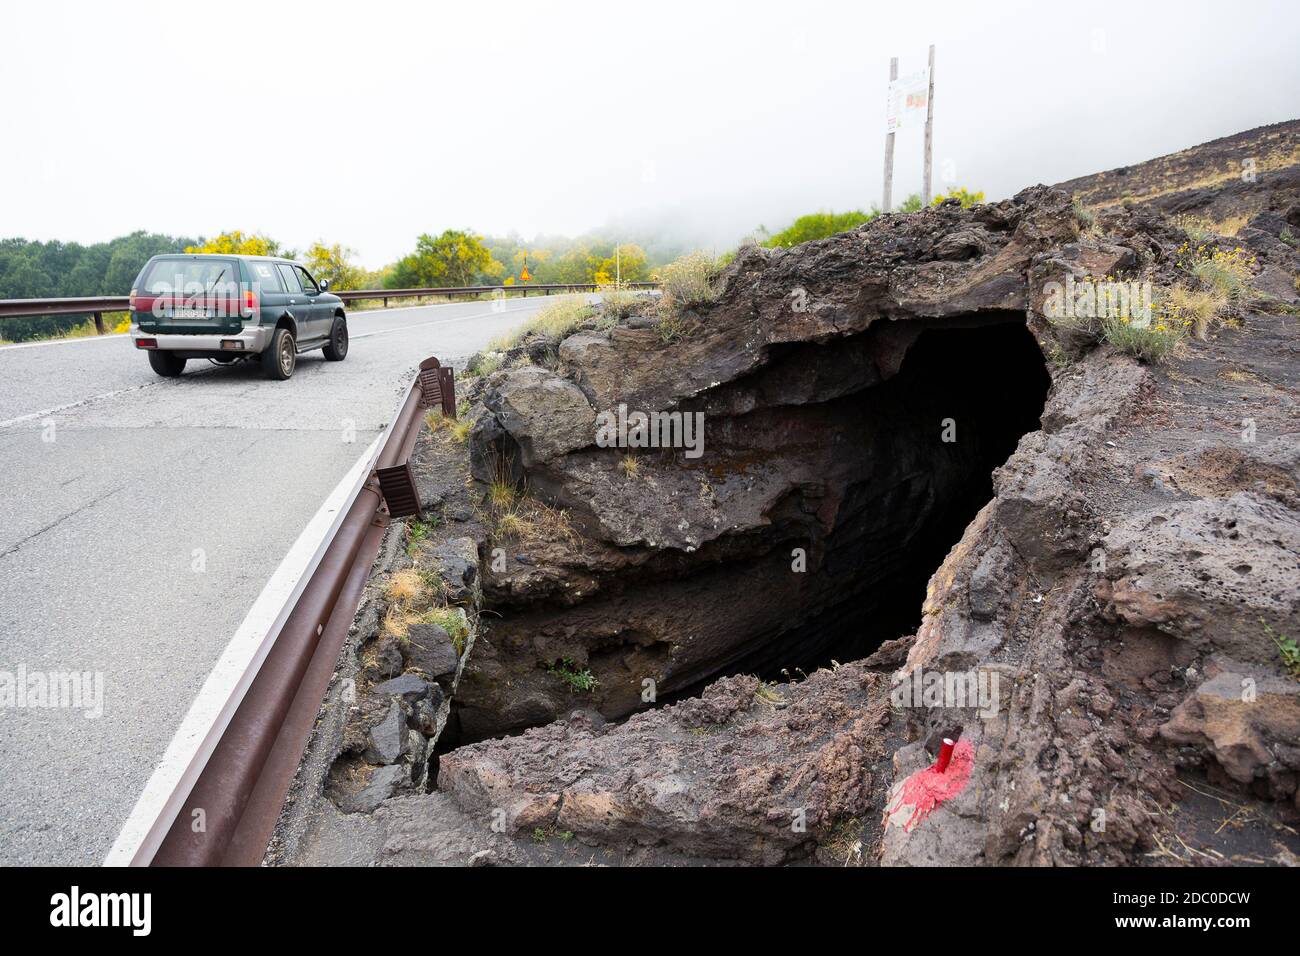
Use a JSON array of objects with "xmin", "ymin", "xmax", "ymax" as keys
[
  {"xmin": 1263, "ymin": 620, "xmax": 1300, "ymax": 681},
  {"xmin": 1100, "ymin": 315, "xmax": 1182, "ymax": 363},
  {"xmin": 405, "ymin": 516, "xmax": 439, "ymax": 555},
  {"xmin": 421, "ymin": 606, "xmax": 469, "ymax": 655},
  {"xmin": 547, "ymin": 657, "xmax": 599, "ymax": 693}
]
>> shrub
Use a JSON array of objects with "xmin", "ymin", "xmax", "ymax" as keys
[
  {"xmin": 468, "ymin": 351, "xmax": 503, "ymax": 376},
  {"xmin": 657, "ymin": 251, "xmax": 720, "ymax": 313},
  {"xmin": 597, "ymin": 287, "xmax": 641, "ymax": 322},
  {"xmin": 657, "ymin": 312, "xmax": 687, "ymax": 343},
  {"xmin": 1177, "ymin": 243, "xmax": 1256, "ymax": 301},
  {"xmin": 930, "ymin": 187, "xmax": 984, "ymax": 208},
  {"xmin": 1176, "ymin": 216, "xmax": 1218, "ymax": 245},
  {"xmin": 897, "ymin": 193, "xmax": 924, "ymax": 213},
  {"xmin": 1163, "ymin": 284, "xmax": 1227, "ymax": 340},
  {"xmin": 1072, "ymin": 198, "xmax": 1096, "ymax": 232},
  {"xmin": 1100, "ymin": 313, "xmax": 1183, "ymax": 362},
  {"xmin": 547, "ymin": 657, "xmax": 599, "ymax": 693},
  {"xmin": 763, "ymin": 210, "xmax": 878, "ymax": 248}
]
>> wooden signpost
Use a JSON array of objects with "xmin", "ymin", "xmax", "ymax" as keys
[
  {"xmin": 882, "ymin": 45, "xmax": 935, "ymax": 212},
  {"xmin": 882, "ymin": 57, "xmax": 898, "ymax": 214}
]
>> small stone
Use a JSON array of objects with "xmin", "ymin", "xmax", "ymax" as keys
[
  {"xmin": 340, "ymin": 764, "xmax": 406, "ymax": 814},
  {"xmin": 372, "ymin": 673, "xmax": 434, "ymax": 704},
  {"xmin": 371, "ymin": 634, "xmax": 404, "ymax": 680},
  {"xmin": 406, "ymin": 623, "xmax": 459, "ymax": 679},
  {"xmin": 431, "ymin": 537, "xmax": 481, "ymax": 603},
  {"xmin": 364, "ymin": 701, "xmax": 407, "ymax": 765}
]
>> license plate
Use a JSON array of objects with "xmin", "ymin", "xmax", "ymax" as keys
[{"xmin": 170, "ymin": 308, "xmax": 211, "ymax": 320}]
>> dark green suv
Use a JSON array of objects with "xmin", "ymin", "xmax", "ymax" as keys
[{"xmin": 129, "ymin": 254, "xmax": 349, "ymax": 380}]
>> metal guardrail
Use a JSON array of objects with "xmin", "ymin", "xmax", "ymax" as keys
[
  {"xmin": 108, "ymin": 357, "xmax": 455, "ymax": 866},
  {"xmin": 336, "ymin": 281, "xmax": 657, "ymax": 309},
  {"xmin": 0, "ymin": 282, "xmax": 659, "ymax": 331}
]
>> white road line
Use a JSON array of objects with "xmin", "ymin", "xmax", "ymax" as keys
[
  {"xmin": 0, "ymin": 332, "xmax": 129, "ymax": 352},
  {"xmin": 350, "ymin": 300, "xmax": 545, "ymax": 339},
  {"xmin": 347, "ymin": 295, "xmax": 560, "ymax": 316},
  {"xmin": 104, "ymin": 429, "xmax": 385, "ymax": 866},
  {"xmin": 0, "ymin": 382, "xmax": 166, "ymax": 429},
  {"xmin": 0, "ymin": 301, "xmax": 544, "ymax": 429}
]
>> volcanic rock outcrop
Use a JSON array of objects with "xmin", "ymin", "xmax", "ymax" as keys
[
  {"xmin": 441, "ymin": 175, "xmax": 1299, "ymax": 864},
  {"xmin": 277, "ymin": 130, "xmax": 1300, "ymax": 867}
]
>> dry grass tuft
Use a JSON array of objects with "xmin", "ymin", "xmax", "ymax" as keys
[
  {"xmin": 386, "ymin": 568, "xmax": 428, "ymax": 606},
  {"xmin": 484, "ymin": 491, "xmax": 578, "ymax": 546},
  {"xmin": 1165, "ymin": 284, "xmax": 1228, "ymax": 340},
  {"xmin": 381, "ymin": 606, "xmax": 417, "ymax": 642},
  {"xmin": 657, "ymin": 251, "xmax": 720, "ymax": 315},
  {"xmin": 488, "ymin": 294, "xmax": 593, "ymax": 351}
]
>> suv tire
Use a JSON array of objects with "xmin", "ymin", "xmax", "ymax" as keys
[
  {"xmin": 323, "ymin": 316, "xmax": 349, "ymax": 361},
  {"xmin": 148, "ymin": 350, "xmax": 186, "ymax": 377},
  {"xmin": 262, "ymin": 327, "xmax": 296, "ymax": 380}
]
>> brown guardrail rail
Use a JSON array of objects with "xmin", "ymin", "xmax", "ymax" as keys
[
  {"xmin": 106, "ymin": 357, "xmax": 456, "ymax": 866},
  {"xmin": 0, "ymin": 282, "xmax": 659, "ymax": 330}
]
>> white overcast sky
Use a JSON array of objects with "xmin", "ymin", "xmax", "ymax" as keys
[{"xmin": 2, "ymin": 0, "xmax": 1298, "ymax": 267}]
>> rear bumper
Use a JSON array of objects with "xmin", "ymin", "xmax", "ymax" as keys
[{"xmin": 133, "ymin": 325, "xmax": 272, "ymax": 354}]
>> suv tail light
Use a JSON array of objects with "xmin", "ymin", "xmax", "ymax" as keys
[
  {"xmin": 243, "ymin": 289, "xmax": 259, "ymax": 317},
  {"xmin": 129, "ymin": 288, "xmax": 139, "ymax": 311}
]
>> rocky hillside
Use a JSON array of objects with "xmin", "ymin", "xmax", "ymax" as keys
[
  {"xmin": 274, "ymin": 127, "xmax": 1300, "ymax": 868},
  {"xmin": 1059, "ymin": 120, "xmax": 1300, "ymax": 229}
]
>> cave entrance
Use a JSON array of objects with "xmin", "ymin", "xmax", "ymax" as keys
[
  {"xmin": 449, "ymin": 314, "xmax": 1052, "ymax": 743},
  {"xmin": 741, "ymin": 314, "xmax": 1051, "ymax": 680}
]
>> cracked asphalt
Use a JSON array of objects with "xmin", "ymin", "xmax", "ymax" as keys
[{"xmin": 0, "ymin": 297, "xmax": 551, "ymax": 864}]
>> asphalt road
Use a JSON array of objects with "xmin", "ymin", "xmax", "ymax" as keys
[{"xmin": 0, "ymin": 296, "xmax": 554, "ymax": 865}]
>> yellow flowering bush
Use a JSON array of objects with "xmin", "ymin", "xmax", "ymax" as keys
[{"xmin": 1175, "ymin": 242, "xmax": 1256, "ymax": 300}]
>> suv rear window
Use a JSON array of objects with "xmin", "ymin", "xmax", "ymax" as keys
[
  {"xmin": 139, "ymin": 258, "xmax": 237, "ymax": 296},
  {"xmin": 244, "ymin": 260, "xmax": 284, "ymax": 293}
]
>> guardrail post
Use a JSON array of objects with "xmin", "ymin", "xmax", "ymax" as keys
[{"xmin": 93, "ymin": 312, "xmax": 106, "ymax": 335}]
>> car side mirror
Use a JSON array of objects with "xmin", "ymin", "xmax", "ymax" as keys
[{"xmin": 318, "ymin": 279, "xmax": 330, "ymax": 292}]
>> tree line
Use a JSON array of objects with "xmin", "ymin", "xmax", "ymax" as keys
[{"xmin": 0, "ymin": 189, "xmax": 982, "ymax": 341}]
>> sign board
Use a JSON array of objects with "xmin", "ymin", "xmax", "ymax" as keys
[{"xmin": 886, "ymin": 69, "xmax": 929, "ymax": 133}]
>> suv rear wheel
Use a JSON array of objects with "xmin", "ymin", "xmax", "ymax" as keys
[
  {"xmin": 323, "ymin": 316, "xmax": 349, "ymax": 361},
  {"xmin": 148, "ymin": 350, "xmax": 186, "ymax": 377},
  {"xmin": 262, "ymin": 327, "xmax": 296, "ymax": 380}
]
